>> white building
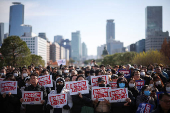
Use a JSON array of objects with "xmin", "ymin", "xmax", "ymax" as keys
[
  {"xmin": 60, "ymin": 46, "xmax": 65, "ymax": 59},
  {"xmin": 21, "ymin": 36, "xmax": 47, "ymax": 66},
  {"xmin": 65, "ymin": 49, "xmax": 69, "ymax": 61}
]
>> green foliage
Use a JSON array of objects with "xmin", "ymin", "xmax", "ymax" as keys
[
  {"xmin": 132, "ymin": 50, "xmax": 170, "ymax": 66},
  {"xmin": 69, "ymin": 58, "xmax": 75, "ymax": 64},
  {"xmin": 0, "ymin": 36, "xmax": 31, "ymax": 67},
  {"xmin": 83, "ymin": 60, "xmax": 89, "ymax": 65},
  {"xmin": 30, "ymin": 54, "xmax": 45, "ymax": 67},
  {"xmin": 101, "ymin": 52, "xmax": 137, "ymax": 66}
]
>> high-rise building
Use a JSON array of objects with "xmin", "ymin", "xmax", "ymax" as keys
[
  {"xmin": 50, "ymin": 42, "xmax": 60, "ymax": 62},
  {"xmin": 97, "ymin": 44, "xmax": 106, "ymax": 59},
  {"xmin": 38, "ymin": 33, "xmax": 48, "ymax": 40},
  {"xmin": 61, "ymin": 39, "xmax": 71, "ymax": 59},
  {"xmin": 109, "ymin": 40, "xmax": 123, "ymax": 54},
  {"xmin": 130, "ymin": 44, "xmax": 136, "ymax": 52},
  {"xmin": 71, "ymin": 31, "xmax": 81, "ymax": 61},
  {"xmin": 0, "ymin": 23, "xmax": 4, "ymax": 45},
  {"xmin": 54, "ymin": 35, "xmax": 63, "ymax": 44},
  {"xmin": 136, "ymin": 39, "xmax": 145, "ymax": 53},
  {"xmin": 82, "ymin": 42, "xmax": 88, "ymax": 61},
  {"xmin": 21, "ymin": 36, "xmax": 47, "ymax": 66},
  {"xmin": 47, "ymin": 41, "xmax": 52, "ymax": 64},
  {"xmin": 4, "ymin": 33, "xmax": 9, "ymax": 39},
  {"xmin": 145, "ymin": 6, "xmax": 170, "ymax": 51},
  {"xmin": 106, "ymin": 19, "xmax": 115, "ymax": 54}
]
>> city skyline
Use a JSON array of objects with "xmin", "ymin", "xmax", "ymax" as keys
[{"xmin": 0, "ymin": 0, "xmax": 170, "ymax": 55}]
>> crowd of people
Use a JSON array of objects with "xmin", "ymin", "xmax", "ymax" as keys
[{"xmin": 0, "ymin": 61, "xmax": 170, "ymax": 113}]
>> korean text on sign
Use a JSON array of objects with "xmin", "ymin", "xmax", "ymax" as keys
[
  {"xmin": 92, "ymin": 87, "xmax": 110, "ymax": 101},
  {"xmin": 0, "ymin": 81, "xmax": 17, "ymax": 94},
  {"xmin": 136, "ymin": 103, "xmax": 154, "ymax": 113},
  {"xmin": 108, "ymin": 88, "xmax": 128, "ymax": 103},
  {"xmin": 69, "ymin": 80, "xmax": 89, "ymax": 95},
  {"xmin": 118, "ymin": 69, "xmax": 131, "ymax": 79},
  {"xmin": 48, "ymin": 93, "xmax": 67, "ymax": 108},
  {"xmin": 91, "ymin": 75, "xmax": 109, "ymax": 87},
  {"xmin": 22, "ymin": 91, "xmax": 43, "ymax": 104},
  {"xmin": 135, "ymin": 80, "xmax": 145, "ymax": 91},
  {"xmin": 38, "ymin": 75, "xmax": 53, "ymax": 87}
]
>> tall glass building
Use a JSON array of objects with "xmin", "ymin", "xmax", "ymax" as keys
[
  {"xmin": 0, "ymin": 23, "xmax": 4, "ymax": 46},
  {"xmin": 106, "ymin": 19, "xmax": 115, "ymax": 54},
  {"xmin": 9, "ymin": 2, "xmax": 24, "ymax": 36},
  {"xmin": 71, "ymin": 31, "xmax": 81, "ymax": 61},
  {"xmin": 136, "ymin": 39, "xmax": 145, "ymax": 53}
]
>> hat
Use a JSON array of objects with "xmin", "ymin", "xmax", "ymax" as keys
[
  {"xmin": 98, "ymin": 77, "xmax": 105, "ymax": 82},
  {"xmin": 56, "ymin": 77, "xmax": 65, "ymax": 83},
  {"xmin": 107, "ymin": 69, "xmax": 111, "ymax": 72},
  {"xmin": 57, "ymin": 70, "xmax": 62, "ymax": 76},
  {"xmin": 111, "ymin": 74, "xmax": 118, "ymax": 79},
  {"xmin": 129, "ymin": 66, "xmax": 135, "ymax": 69}
]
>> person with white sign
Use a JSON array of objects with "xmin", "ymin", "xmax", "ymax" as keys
[
  {"xmin": 46, "ymin": 77, "xmax": 73, "ymax": 113},
  {"xmin": 111, "ymin": 77, "xmax": 135, "ymax": 113},
  {"xmin": 20, "ymin": 73, "xmax": 47, "ymax": 113}
]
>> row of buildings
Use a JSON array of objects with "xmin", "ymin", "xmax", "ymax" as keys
[
  {"xmin": 0, "ymin": 2, "xmax": 88, "ymax": 66},
  {"xmin": 97, "ymin": 6, "xmax": 170, "ymax": 59}
]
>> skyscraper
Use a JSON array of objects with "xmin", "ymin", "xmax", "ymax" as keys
[
  {"xmin": 136, "ymin": 39, "xmax": 145, "ymax": 53},
  {"xmin": 9, "ymin": 2, "xmax": 24, "ymax": 36},
  {"xmin": 38, "ymin": 33, "xmax": 48, "ymax": 40},
  {"xmin": 54, "ymin": 35, "xmax": 63, "ymax": 44},
  {"xmin": 145, "ymin": 6, "xmax": 170, "ymax": 51},
  {"xmin": 106, "ymin": 19, "xmax": 115, "ymax": 54},
  {"xmin": 71, "ymin": 31, "xmax": 81, "ymax": 61},
  {"xmin": 0, "ymin": 23, "xmax": 4, "ymax": 45},
  {"xmin": 82, "ymin": 42, "xmax": 88, "ymax": 60}
]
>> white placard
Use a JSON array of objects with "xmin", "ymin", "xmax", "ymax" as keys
[
  {"xmin": 22, "ymin": 91, "xmax": 43, "ymax": 104},
  {"xmin": 91, "ymin": 87, "xmax": 110, "ymax": 101},
  {"xmin": 57, "ymin": 59, "xmax": 66, "ymax": 66},
  {"xmin": 91, "ymin": 75, "xmax": 109, "ymax": 87},
  {"xmin": 38, "ymin": 75, "xmax": 53, "ymax": 87},
  {"xmin": 65, "ymin": 82, "xmax": 70, "ymax": 90},
  {"xmin": 0, "ymin": 81, "xmax": 17, "ymax": 94}
]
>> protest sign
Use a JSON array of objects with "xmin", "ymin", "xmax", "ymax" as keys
[
  {"xmin": 57, "ymin": 59, "xmax": 66, "ymax": 66},
  {"xmin": 65, "ymin": 82, "xmax": 70, "ymax": 90},
  {"xmin": 91, "ymin": 75, "xmax": 109, "ymax": 87},
  {"xmin": 136, "ymin": 103, "xmax": 154, "ymax": 113},
  {"xmin": 92, "ymin": 87, "xmax": 110, "ymax": 101},
  {"xmin": 135, "ymin": 80, "xmax": 145, "ymax": 91},
  {"xmin": 38, "ymin": 75, "xmax": 53, "ymax": 87},
  {"xmin": 0, "ymin": 78, "xmax": 4, "ymax": 82},
  {"xmin": 0, "ymin": 81, "xmax": 17, "ymax": 94},
  {"xmin": 109, "ymin": 82, "xmax": 117, "ymax": 89},
  {"xmin": 118, "ymin": 69, "xmax": 131, "ymax": 79},
  {"xmin": 108, "ymin": 88, "xmax": 128, "ymax": 103},
  {"xmin": 48, "ymin": 93, "xmax": 67, "ymax": 108},
  {"xmin": 69, "ymin": 80, "xmax": 89, "ymax": 95},
  {"xmin": 22, "ymin": 91, "xmax": 43, "ymax": 104}
]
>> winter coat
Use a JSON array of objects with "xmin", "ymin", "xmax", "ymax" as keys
[
  {"xmin": 151, "ymin": 105, "xmax": 170, "ymax": 113},
  {"xmin": 48, "ymin": 88, "xmax": 73, "ymax": 113},
  {"xmin": 24, "ymin": 84, "xmax": 47, "ymax": 113},
  {"xmin": 111, "ymin": 90, "xmax": 135, "ymax": 113}
]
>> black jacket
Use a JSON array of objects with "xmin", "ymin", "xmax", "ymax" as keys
[
  {"xmin": 111, "ymin": 90, "xmax": 135, "ymax": 113},
  {"xmin": 1, "ymin": 87, "xmax": 22, "ymax": 113},
  {"xmin": 24, "ymin": 84, "xmax": 47, "ymax": 113},
  {"xmin": 151, "ymin": 105, "xmax": 170, "ymax": 113},
  {"xmin": 71, "ymin": 91, "xmax": 93, "ymax": 113}
]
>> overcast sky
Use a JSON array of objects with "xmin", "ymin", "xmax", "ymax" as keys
[{"xmin": 0, "ymin": 0, "xmax": 170, "ymax": 55}]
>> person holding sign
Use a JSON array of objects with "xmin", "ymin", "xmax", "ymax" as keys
[
  {"xmin": 46, "ymin": 77, "xmax": 73, "ymax": 113},
  {"xmin": 20, "ymin": 73, "xmax": 47, "ymax": 113},
  {"xmin": 136, "ymin": 85, "xmax": 156, "ymax": 109},
  {"xmin": 111, "ymin": 77, "xmax": 135, "ymax": 113}
]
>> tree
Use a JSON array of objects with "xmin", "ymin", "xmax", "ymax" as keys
[
  {"xmin": 69, "ymin": 58, "xmax": 75, "ymax": 64},
  {"xmin": 0, "ymin": 36, "xmax": 31, "ymax": 67},
  {"xmin": 160, "ymin": 38, "xmax": 170, "ymax": 59},
  {"xmin": 30, "ymin": 54, "xmax": 45, "ymax": 67},
  {"xmin": 132, "ymin": 50, "xmax": 170, "ymax": 66}
]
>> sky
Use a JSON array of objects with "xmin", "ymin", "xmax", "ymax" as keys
[{"xmin": 0, "ymin": 0, "xmax": 170, "ymax": 56}]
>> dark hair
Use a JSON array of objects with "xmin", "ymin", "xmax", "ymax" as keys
[
  {"xmin": 118, "ymin": 72, "xmax": 124, "ymax": 77},
  {"xmin": 30, "ymin": 73, "xmax": 38, "ymax": 78},
  {"xmin": 159, "ymin": 93, "xmax": 170, "ymax": 100},
  {"xmin": 6, "ymin": 74, "xmax": 16, "ymax": 81},
  {"xmin": 76, "ymin": 75, "xmax": 85, "ymax": 81},
  {"xmin": 117, "ymin": 77, "xmax": 128, "ymax": 88},
  {"xmin": 141, "ymin": 85, "xmax": 150, "ymax": 94}
]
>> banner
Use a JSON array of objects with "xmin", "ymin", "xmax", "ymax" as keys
[
  {"xmin": 135, "ymin": 80, "xmax": 145, "ymax": 91},
  {"xmin": 92, "ymin": 87, "xmax": 110, "ymax": 101},
  {"xmin": 57, "ymin": 59, "xmax": 66, "ymax": 66},
  {"xmin": 48, "ymin": 93, "xmax": 67, "ymax": 108},
  {"xmin": 91, "ymin": 75, "xmax": 109, "ymax": 87},
  {"xmin": 38, "ymin": 75, "xmax": 53, "ymax": 87},
  {"xmin": 118, "ymin": 69, "xmax": 131, "ymax": 78},
  {"xmin": 22, "ymin": 91, "xmax": 43, "ymax": 104},
  {"xmin": 136, "ymin": 103, "xmax": 154, "ymax": 113},
  {"xmin": 65, "ymin": 82, "xmax": 70, "ymax": 90},
  {"xmin": 0, "ymin": 81, "xmax": 17, "ymax": 94},
  {"xmin": 109, "ymin": 82, "xmax": 117, "ymax": 89},
  {"xmin": 108, "ymin": 88, "xmax": 128, "ymax": 103},
  {"xmin": 69, "ymin": 80, "xmax": 89, "ymax": 95}
]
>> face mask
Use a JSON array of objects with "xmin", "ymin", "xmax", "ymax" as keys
[
  {"xmin": 13, "ymin": 73, "xmax": 18, "ymax": 77},
  {"xmin": 23, "ymin": 73, "xmax": 28, "ymax": 77},
  {"xmin": 56, "ymin": 84, "xmax": 64, "ymax": 93},
  {"xmin": 144, "ymin": 90, "xmax": 151, "ymax": 96},
  {"xmin": 140, "ymin": 72, "xmax": 145, "ymax": 77},
  {"xmin": 163, "ymin": 69, "xmax": 166, "ymax": 71},
  {"xmin": 64, "ymin": 70, "xmax": 69, "ymax": 73},
  {"xmin": 25, "ymin": 83, "xmax": 30, "ymax": 86},
  {"xmin": 129, "ymin": 83, "xmax": 135, "ymax": 88},
  {"xmin": 155, "ymin": 81, "xmax": 161, "ymax": 86},
  {"xmin": 149, "ymin": 84, "xmax": 154, "ymax": 87},
  {"xmin": 119, "ymin": 83, "xmax": 125, "ymax": 88},
  {"xmin": 99, "ymin": 84, "xmax": 105, "ymax": 87},
  {"xmin": 166, "ymin": 87, "xmax": 170, "ymax": 92}
]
